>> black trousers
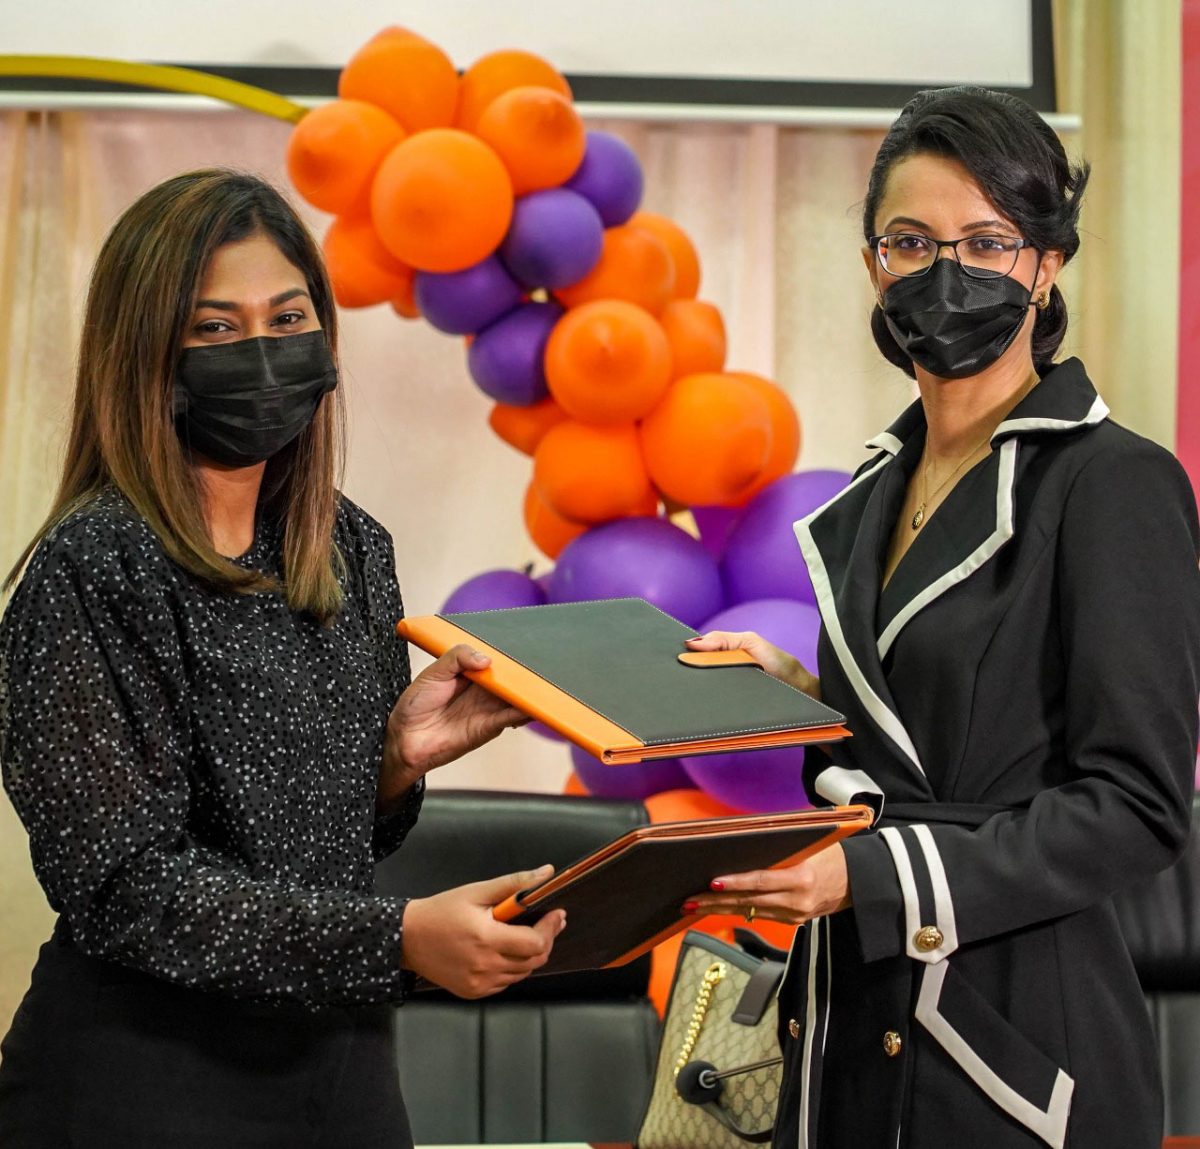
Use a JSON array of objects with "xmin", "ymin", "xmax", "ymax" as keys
[{"xmin": 0, "ymin": 925, "xmax": 413, "ymax": 1149}]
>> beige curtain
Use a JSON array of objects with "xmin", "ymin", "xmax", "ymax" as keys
[
  {"xmin": 0, "ymin": 2, "xmax": 1181, "ymax": 1038},
  {"xmin": 1054, "ymin": 0, "xmax": 1182, "ymax": 445}
]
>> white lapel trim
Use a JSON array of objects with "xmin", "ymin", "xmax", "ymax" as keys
[
  {"xmin": 796, "ymin": 457, "xmax": 925, "ymax": 775},
  {"xmin": 865, "ymin": 430, "xmax": 904, "ymax": 455},
  {"xmin": 876, "ymin": 438, "xmax": 1018, "ymax": 661},
  {"xmin": 993, "ymin": 393, "xmax": 1109, "ymax": 438},
  {"xmin": 915, "ymin": 963, "xmax": 1075, "ymax": 1149}
]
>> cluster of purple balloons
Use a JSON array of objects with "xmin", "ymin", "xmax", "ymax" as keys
[
  {"xmin": 413, "ymin": 131, "xmax": 644, "ymax": 407},
  {"xmin": 439, "ymin": 468, "xmax": 851, "ymax": 812}
]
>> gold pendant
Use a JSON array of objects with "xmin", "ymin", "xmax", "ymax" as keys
[{"xmin": 911, "ymin": 504, "xmax": 925, "ymax": 531}]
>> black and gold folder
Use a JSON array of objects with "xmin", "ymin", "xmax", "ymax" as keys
[
  {"xmin": 492, "ymin": 805, "xmax": 874, "ymax": 973},
  {"xmin": 395, "ymin": 597, "xmax": 849, "ymax": 764}
]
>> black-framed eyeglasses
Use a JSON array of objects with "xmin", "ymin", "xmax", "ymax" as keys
[{"xmin": 868, "ymin": 233, "xmax": 1036, "ymax": 280}]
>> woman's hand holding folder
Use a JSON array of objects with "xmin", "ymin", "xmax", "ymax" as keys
[
  {"xmin": 402, "ymin": 864, "xmax": 568, "ymax": 998},
  {"xmin": 682, "ymin": 841, "xmax": 852, "ymax": 926},
  {"xmin": 684, "ymin": 629, "xmax": 822, "ymax": 701}
]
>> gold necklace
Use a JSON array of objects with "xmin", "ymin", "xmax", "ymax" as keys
[{"xmin": 911, "ymin": 434, "xmax": 993, "ymax": 531}]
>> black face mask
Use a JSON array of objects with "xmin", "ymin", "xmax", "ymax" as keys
[
  {"xmin": 880, "ymin": 257, "xmax": 1037, "ymax": 380},
  {"xmin": 174, "ymin": 331, "xmax": 337, "ymax": 467}
]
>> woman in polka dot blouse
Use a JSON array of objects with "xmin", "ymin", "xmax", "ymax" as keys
[{"xmin": 0, "ymin": 169, "xmax": 565, "ymax": 1149}]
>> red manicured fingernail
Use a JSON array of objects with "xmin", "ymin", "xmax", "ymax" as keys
[
  {"xmin": 710, "ymin": 879, "xmax": 725, "ymax": 891},
  {"xmin": 681, "ymin": 901, "xmax": 700, "ymax": 913}
]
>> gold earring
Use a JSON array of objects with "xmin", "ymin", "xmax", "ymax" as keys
[{"xmin": 1036, "ymin": 290, "xmax": 1051, "ymax": 310}]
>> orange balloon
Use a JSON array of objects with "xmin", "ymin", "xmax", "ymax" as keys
[
  {"xmin": 474, "ymin": 86, "xmax": 586, "ymax": 195},
  {"xmin": 555, "ymin": 225, "xmax": 675, "ymax": 315},
  {"xmin": 544, "ymin": 301, "xmax": 673, "ymax": 424},
  {"xmin": 533, "ymin": 421, "xmax": 657, "ymax": 524},
  {"xmin": 640, "ymin": 373, "xmax": 775, "ymax": 507},
  {"xmin": 563, "ymin": 770, "xmax": 590, "ymax": 796},
  {"xmin": 523, "ymin": 481, "xmax": 588, "ymax": 559},
  {"xmin": 390, "ymin": 278, "xmax": 420, "ymax": 320},
  {"xmin": 456, "ymin": 49, "xmax": 573, "ymax": 134},
  {"xmin": 644, "ymin": 787, "xmax": 738, "ymax": 824},
  {"xmin": 370, "ymin": 130, "xmax": 514, "ymax": 272},
  {"xmin": 658, "ymin": 299, "xmax": 727, "ymax": 377},
  {"xmin": 286, "ymin": 100, "xmax": 405, "ymax": 216},
  {"xmin": 648, "ymin": 929, "xmax": 683, "ymax": 1016},
  {"xmin": 732, "ymin": 372, "xmax": 802, "ymax": 498},
  {"xmin": 631, "ymin": 212, "xmax": 701, "ymax": 299},
  {"xmin": 338, "ymin": 27, "xmax": 459, "ymax": 133},
  {"xmin": 322, "ymin": 214, "xmax": 415, "ymax": 309},
  {"xmin": 489, "ymin": 397, "xmax": 569, "ymax": 456}
]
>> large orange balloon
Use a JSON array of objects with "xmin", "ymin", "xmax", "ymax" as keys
[
  {"xmin": 286, "ymin": 100, "xmax": 405, "ymax": 216},
  {"xmin": 474, "ymin": 86, "xmax": 586, "ymax": 195},
  {"xmin": 533, "ymin": 421, "xmax": 657, "ymax": 524},
  {"xmin": 640, "ymin": 373, "xmax": 775, "ymax": 507},
  {"xmin": 563, "ymin": 770, "xmax": 590, "ymax": 796},
  {"xmin": 338, "ymin": 27, "xmax": 459, "ymax": 133},
  {"xmin": 456, "ymin": 49, "xmax": 572, "ymax": 134},
  {"xmin": 544, "ymin": 300, "xmax": 673, "ymax": 424},
  {"xmin": 555, "ymin": 224, "xmax": 675, "ymax": 315},
  {"xmin": 732, "ymin": 372, "xmax": 803, "ymax": 497},
  {"xmin": 523, "ymin": 481, "xmax": 588, "ymax": 559},
  {"xmin": 489, "ymin": 397, "xmax": 569, "ymax": 456},
  {"xmin": 370, "ymin": 130, "xmax": 514, "ymax": 273},
  {"xmin": 631, "ymin": 212, "xmax": 701, "ymax": 299},
  {"xmin": 658, "ymin": 299, "xmax": 727, "ymax": 377},
  {"xmin": 322, "ymin": 214, "xmax": 415, "ymax": 309},
  {"xmin": 644, "ymin": 787, "xmax": 738, "ymax": 824}
]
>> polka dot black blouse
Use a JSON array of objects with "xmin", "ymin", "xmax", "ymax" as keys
[{"xmin": 0, "ymin": 488, "xmax": 424, "ymax": 1007}]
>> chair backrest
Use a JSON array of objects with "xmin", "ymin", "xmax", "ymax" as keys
[
  {"xmin": 375, "ymin": 788, "xmax": 660, "ymax": 1144},
  {"xmin": 1112, "ymin": 796, "xmax": 1200, "ymax": 1137}
]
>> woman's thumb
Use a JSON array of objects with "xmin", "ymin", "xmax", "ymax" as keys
[{"xmin": 475, "ymin": 863, "xmax": 555, "ymax": 905}]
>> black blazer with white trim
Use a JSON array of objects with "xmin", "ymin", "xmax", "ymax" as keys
[{"xmin": 772, "ymin": 358, "xmax": 1200, "ymax": 1149}]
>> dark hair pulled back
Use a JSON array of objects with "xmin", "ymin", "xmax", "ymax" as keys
[{"xmin": 864, "ymin": 85, "xmax": 1090, "ymax": 377}]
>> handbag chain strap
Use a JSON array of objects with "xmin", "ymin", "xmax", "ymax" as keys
[{"xmin": 673, "ymin": 961, "xmax": 727, "ymax": 1077}]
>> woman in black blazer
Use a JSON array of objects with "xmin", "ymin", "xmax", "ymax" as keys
[{"xmin": 686, "ymin": 86, "xmax": 1200, "ymax": 1149}]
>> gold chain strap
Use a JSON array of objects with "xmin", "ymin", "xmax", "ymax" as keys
[{"xmin": 673, "ymin": 961, "xmax": 727, "ymax": 1077}]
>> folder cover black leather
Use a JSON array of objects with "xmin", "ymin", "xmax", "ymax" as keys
[
  {"xmin": 493, "ymin": 805, "xmax": 874, "ymax": 974},
  {"xmin": 396, "ymin": 597, "xmax": 848, "ymax": 763}
]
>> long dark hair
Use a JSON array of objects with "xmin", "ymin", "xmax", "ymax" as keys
[
  {"xmin": 863, "ymin": 85, "xmax": 1090, "ymax": 378},
  {"xmin": 4, "ymin": 169, "xmax": 347, "ymax": 623}
]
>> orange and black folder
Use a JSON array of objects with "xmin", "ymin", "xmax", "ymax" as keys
[
  {"xmin": 395, "ymin": 597, "xmax": 850, "ymax": 764},
  {"xmin": 492, "ymin": 805, "xmax": 875, "ymax": 974}
]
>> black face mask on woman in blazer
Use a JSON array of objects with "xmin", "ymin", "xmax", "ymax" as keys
[
  {"xmin": 880, "ymin": 257, "xmax": 1039, "ymax": 380},
  {"xmin": 174, "ymin": 330, "xmax": 338, "ymax": 467}
]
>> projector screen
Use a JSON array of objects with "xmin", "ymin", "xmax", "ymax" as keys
[{"xmin": 3, "ymin": 0, "xmax": 1056, "ymax": 113}]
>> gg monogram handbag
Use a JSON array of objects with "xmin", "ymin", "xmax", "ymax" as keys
[{"xmin": 637, "ymin": 929, "xmax": 789, "ymax": 1148}]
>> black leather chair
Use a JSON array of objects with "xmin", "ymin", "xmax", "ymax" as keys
[
  {"xmin": 1112, "ymin": 796, "xmax": 1200, "ymax": 1137},
  {"xmin": 375, "ymin": 789, "xmax": 661, "ymax": 1144}
]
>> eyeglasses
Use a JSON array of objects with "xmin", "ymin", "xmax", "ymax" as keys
[{"xmin": 868, "ymin": 233, "xmax": 1035, "ymax": 280}]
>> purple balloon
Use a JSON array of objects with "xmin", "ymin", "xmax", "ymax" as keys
[
  {"xmin": 564, "ymin": 131, "xmax": 644, "ymax": 227},
  {"xmin": 414, "ymin": 255, "xmax": 523, "ymax": 335},
  {"xmin": 467, "ymin": 301, "xmax": 563, "ymax": 405},
  {"xmin": 526, "ymin": 720, "xmax": 566, "ymax": 742},
  {"xmin": 500, "ymin": 188, "xmax": 605, "ymax": 290},
  {"xmin": 440, "ymin": 568, "xmax": 547, "ymax": 614},
  {"xmin": 721, "ymin": 470, "xmax": 852, "ymax": 607},
  {"xmin": 547, "ymin": 517, "xmax": 723, "ymax": 628},
  {"xmin": 681, "ymin": 598, "xmax": 823, "ymax": 812},
  {"xmin": 569, "ymin": 744, "xmax": 693, "ymax": 801},
  {"xmin": 690, "ymin": 504, "xmax": 744, "ymax": 561}
]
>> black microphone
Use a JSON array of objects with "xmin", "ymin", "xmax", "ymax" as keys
[
  {"xmin": 675, "ymin": 1060, "xmax": 723, "ymax": 1103},
  {"xmin": 676, "ymin": 1055, "xmax": 785, "ymax": 1104}
]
